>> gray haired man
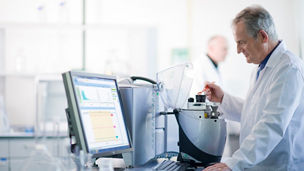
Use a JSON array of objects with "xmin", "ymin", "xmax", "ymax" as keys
[{"xmin": 204, "ymin": 5, "xmax": 304, "ymax": 171}]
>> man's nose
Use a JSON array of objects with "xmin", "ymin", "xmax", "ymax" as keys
[{"xmin": 237, "ymin": 45, "xmax": 241, "ymax": 54}]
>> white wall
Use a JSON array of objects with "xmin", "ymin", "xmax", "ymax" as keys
[
  {"xmin": 86, "ymin": 0, "xmax": 189, "ymax": 75},
  {"xmin": 294, "ymin": 0, "xmax": 304, "ymax": 57}
]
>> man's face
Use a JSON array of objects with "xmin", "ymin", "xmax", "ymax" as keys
[
  {"xmin": 233, "ymin": 21, "xmax": 265, "ymax": 64},
  {"xmin": 208, "ymin": 37, "xmax": 228, "ymax": 63}
]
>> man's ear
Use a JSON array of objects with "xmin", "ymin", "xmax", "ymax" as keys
[{"xmin": 258, "ymin": 30, "xmax": 269, "ymax": 43}]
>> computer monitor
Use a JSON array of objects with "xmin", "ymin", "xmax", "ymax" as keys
[{"xmin": 62, "ymin": 71, "xmax": 132, "ymax": 158}]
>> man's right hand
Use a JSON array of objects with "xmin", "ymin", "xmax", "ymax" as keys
[{"xmin": 204, "ymin": 82, "xmax": 224, "ymax": 103}]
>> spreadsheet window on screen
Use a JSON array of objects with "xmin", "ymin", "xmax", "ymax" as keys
[{"xmin": 72, "ymin": 76, "xmax": 130, "ymax": 154}]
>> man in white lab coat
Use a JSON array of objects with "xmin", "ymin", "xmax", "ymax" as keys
[
  {"xmin": 204, "ymin": 5, "xmax": 304, "ymax": 171},
  {"xmin": 190, "ymin": 35, "xmax": 228, "ymax": 96}
]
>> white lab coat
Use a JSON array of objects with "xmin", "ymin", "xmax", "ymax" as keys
[
  {"xmin": 190, "ymin": 54, "xmax": 222, "ymax": 97},
  {"xmin": 220, "ymin": 41, "xmax": 304, "ymax": 170}
]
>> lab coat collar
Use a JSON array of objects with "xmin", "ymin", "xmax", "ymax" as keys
[{"xmin": 264, "ymin": 40, "xmax": 286, "ymax": 69}]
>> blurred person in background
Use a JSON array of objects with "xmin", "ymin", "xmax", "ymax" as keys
[{"xmin": 190, "ymin": 35, "xmax": 228, "ymax": 96}]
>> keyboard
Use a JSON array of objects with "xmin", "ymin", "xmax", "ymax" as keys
[{"xmin": 154, "ymin": 160, "xmax": 188, "ymax": 171}]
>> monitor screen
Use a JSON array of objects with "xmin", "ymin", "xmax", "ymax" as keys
[{"xmin": 62, "ymin": 71, "xmax": 132, "ymax": 158}]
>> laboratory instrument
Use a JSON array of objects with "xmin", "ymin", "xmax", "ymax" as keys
[{"xmin": 157, "ymin": 63, "xmax": 227, "ymax": 167}]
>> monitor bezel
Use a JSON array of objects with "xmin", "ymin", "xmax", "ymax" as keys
[{"xmin": 63, "ymin": 71, "xmax": 132, "ymax": 158}]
